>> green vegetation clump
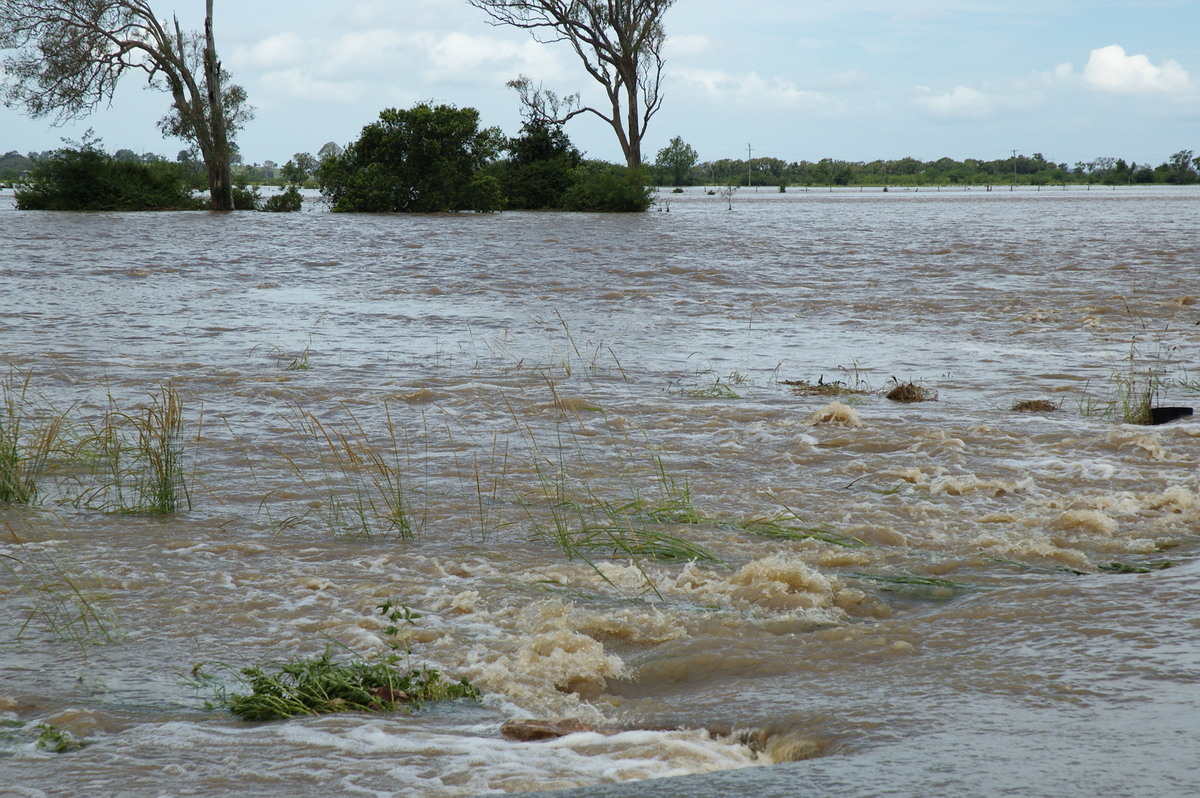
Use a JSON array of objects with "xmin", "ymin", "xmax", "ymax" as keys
[
  {"xmin": 490, "ymin": 119, "xmax": 582, "ymax": 210},
  {"xmin": 262, "ymin": 185, "xmax": 304, "ymax": 212},
  {"xmin": 0, "ymin": 150, "xmax": 34, "ymax": 181},
  {"xmin": 34, "ymin": 723, "xmax": 86, "ymax": 753},
  {"xmin": 220, "ymin": 648, "xmax": 480, "ymax": 722},
  {"xmin": 213, "ymin": 601, "xmax": 480, "ymax": 722},
  {"xmin": 318, "ymin": 102, "xmax": 505, "ymax": 213},
  {"xmin": 14, "ymin": 145, "xmax": 202, "ymax": 211},
  {"xmin": 559, "ymin": 163, "xmax": 655, "ymax": 212},
  {"xmin": 488, "ymin": 120, "xmax": 654, "ymax": 212}
]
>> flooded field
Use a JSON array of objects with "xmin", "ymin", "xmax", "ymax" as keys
[{"xmin": 1, "ymin": 186, "xmax": 1198, "ymax": 797}]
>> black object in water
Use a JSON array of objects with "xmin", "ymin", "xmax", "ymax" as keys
[{"xmin": 1150, "ymin": 407, "xmax": 1193, "ymax": 425}]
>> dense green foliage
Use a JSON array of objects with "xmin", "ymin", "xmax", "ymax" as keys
[
  {"xmin": 262, "ymin": 185, "xmax": 304, "ymax": 212},
  {"xmin": 490, "ymin": 119, "xmax": 583, "ymax": 210},
  {"xmin": 487, "ymin": 120, "xmax": 654, "ymax": 212},
  {"xmin": 690, "ymin": 149, "xmax": 1199, "ymax": 188},
  {"xmin": 559, "ymin": 163, "xmax": 656, "ymax": 212},
  {"xmin": 219, "ymin": 647, "xmax": 480, "ymax": 722},
  {"xmin": 655, "ymin": 136, "xmax": 699, "ymax": 186},
  {"xmin": 14, "ymin": 146, "xmax": 202, "ymax": 210},
  {"xmin": 0, "ymin": 150, "xmax": 33, "ymax": 180},
  {"xmin": 318, "ymin": 103, "xmax": 505, "ymax": 213}
]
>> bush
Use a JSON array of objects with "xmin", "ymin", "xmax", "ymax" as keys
[
  {"xmin": 319, "ymin": 103, "xmax": 505, "ymax": 213},
  {"xmin": 493, "ymin": 120, "xmax": 582, "ymax": 210},
  {"xmin": 560, "ymin": 163, "xmax": 655, "ymax": 212},
  {"xmin": 232, "ymin": 182, "xmax": 261, "ymax": 211},
  {"xmin": 14, "ymin": 147, "xmax": 202, "ymax": 211},
  {"xmin": 261, "ymin": 185, "xmax": 303, "ymax": 212}
]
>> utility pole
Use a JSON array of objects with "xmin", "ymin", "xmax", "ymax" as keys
[
  {"xmin": 747, "ymin": 143, "xmax": 753, "ymax": 190},
  {"xmin": 1011, "ymin": 149, "xmax": 1018, "ymax": 191}
]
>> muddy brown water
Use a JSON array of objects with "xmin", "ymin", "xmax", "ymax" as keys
[{"xmin": 1, "ymin": 186, "xmax": 1198, "ymax": 797}]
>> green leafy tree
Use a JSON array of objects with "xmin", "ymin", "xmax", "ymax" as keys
[
  {"xmin": 281, "ymin": 152, "xmax": 318, "ymax": 185},
  {"xmin": 493, "ymin": 119, "xmax": 583, "ymax": 209},
  {"xmin": 468, "ymin": 0, "xmax": 675, "ymax": 169},
  {"xmin": 318, "ymin": 103, "xmax": 505, "ymax": 213},
  {"xmin": 0, "ymin": 0, "xmax": 252, "ymax": 211},
  {"xmin": 1165, "ymin": 149, "xmax": 1196, "ymax": 184},
  {"xmin": 655, "ymin": 136, "xmax": 697, "ymax": 186}
]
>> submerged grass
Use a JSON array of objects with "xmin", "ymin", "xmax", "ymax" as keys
[
  {"xmin": 848, "ymin": 571, "xmax": 974, "ymax": 599},
  {"xmin": 1080, "ymin": 314, "xmax": 1188, "ymax": 425},
  {"xmin": 274, "ymin": 403, "xmax": 423, "ymax": 541},
  {"xmin": 217, "ymin": 647, "xmax": 480, "ymax": 722},
  {"xmin": 0, "ymin": 368, "xmax": 67, "ymax": 505},
  {"xmin": 207, "ymin": 602, "xmax": 479, "ymax": 722},
  {"xmin": 2, "ymin": 516, "xmax": 123, "ymax": 651},
  {"xmin": 738, "ymin": 513, "xmax": 868, "ymax": 549},
  {"xmin": 69, "ymin": 384, "xmax": 191, "ymax": 514}
]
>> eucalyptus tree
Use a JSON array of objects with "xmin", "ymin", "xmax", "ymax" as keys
[
  {"xmin": 468, "ymin": 0, "xmax": 675, "ymax": 170},
  {"xmin": 0, "ymin": 0, "xmax": 251, "ymax": 210}
]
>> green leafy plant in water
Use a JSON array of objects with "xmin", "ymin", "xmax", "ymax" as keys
[
  {"xmin": 34, "ymin": 723, "xmax": 86, "ymax": 753},
  {"xmin": 215, "ymin": 602, "xmax": 478, "ymax": 722}
]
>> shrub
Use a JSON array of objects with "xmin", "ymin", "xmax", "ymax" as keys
[
  {"xmin": 319, "ymin": 103, "xmax": 505, "ymax": 213},
  {"xmin": 261, "ymin": 185, "xmax": 303, "ymax": 212},
  {"xmin": 14, "ymin": 147, "xmax": 201, "ymax": 211},
  {"xmin": 560, "ymin": 163, "xmax": 655, "ymax": 212}
]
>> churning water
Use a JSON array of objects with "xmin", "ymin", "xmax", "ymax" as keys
[{"xmin": 1, "ymin": 186, "xmax": 1198, "ymax": 797}]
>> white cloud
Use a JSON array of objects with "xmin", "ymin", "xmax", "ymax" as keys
[
  {"xmin": 1081, "ymin": 45, "xmax": 1192, "ymax": 95},
  {"xmin": 665, "ymin": 34, "xmax": 713, "ymax": 59},
  {"xmin": 915, "ymin": 85, "xmax": 995, "ymax": 119},
  {"xmin": 233, "ymin": 33, "xmax": 306, "ymax": 70},
  {"xmin": 414, "ymin": 31, "xmax": 561, "ymax": 82},
  {"xmin": 672, "ymin": 68, "xmax": 840, "ymax": 112}
]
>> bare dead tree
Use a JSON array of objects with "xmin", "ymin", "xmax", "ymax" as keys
[
  {"xmin": 0, "ymin": 0, "xmax": 251, "ymax": 210},
  {"xmin": 469, "ymin": 0, "xmax": 675, "ymax": 170}
]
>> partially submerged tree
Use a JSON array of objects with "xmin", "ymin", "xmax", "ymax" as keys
[
  {"xmin": 493, "ymin": 118, "xmax": 583, "ymax": 209},
  {"xmin": 468, "ymin": 0, "xmax": 675, "ymax": 169},
  {"xmin": 0, "ymin": 0, "xmax": 251, "ymax": 210},
  {"xmin": 317, "ymin": 103, "xmax": 505, "ymax": 213}
]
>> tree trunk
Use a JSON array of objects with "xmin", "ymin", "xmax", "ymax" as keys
[{"xmin": 203, "ymin": 0, "xmax": 234, "ymax": 211}]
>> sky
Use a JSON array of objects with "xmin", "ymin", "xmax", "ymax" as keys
[{"xmin": 2, "ymin": 0, "xmax": 1198, "ymax": 168}]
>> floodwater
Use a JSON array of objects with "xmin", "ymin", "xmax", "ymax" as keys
[{"xmin": 1, "ymin": 185, "xmax": 1198, "ymax": 797}]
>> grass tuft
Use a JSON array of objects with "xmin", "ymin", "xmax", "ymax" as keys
[
  {"xmin": 275, "ymin": 403, "xmax": 422, "ymax": 541},
  {"xmin": 0, "ymin": 368, "xmax": 65, "ymax": 505},
  {"xmin": 217, "ymin": 646, "xmax": 480, "ymax": 722},
  {"xmin": 738, "ymin": 514, "xmax": 868, "ymax": 548},
  {"xmin": 2, "ymin": 517, "xmax": 124, "ymax": 651}
]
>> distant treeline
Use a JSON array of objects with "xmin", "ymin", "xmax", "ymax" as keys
[
  {"xmin": 5, "ymin": 146, "xmax": 1197, "ymax": 189},
  {"xmin": 687, "ymin": 150, "xmax": 1198, "ymax": 188}
]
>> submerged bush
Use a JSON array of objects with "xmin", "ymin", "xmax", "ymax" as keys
[
  {"xmin": 15, "ymin": 146, "xmax": 202, "ymax": 211},
  {"xmin": 490, "ymin": 119, "xmax": 582, "ymax": 210},
  {"xmin": 560, "ymin": 163, "xmax": 655, "ymax": 212},
  {"xmin": 261, "ymin": 185, "xmax": 304, "ymax": 212},
  {"xmin": 319, "ymin": 103, "xmax": 505, "ymax": 213}
]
